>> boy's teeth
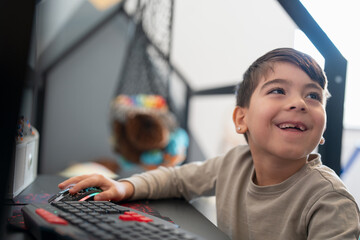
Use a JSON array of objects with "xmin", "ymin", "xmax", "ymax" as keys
[
  {"xmin": 279, "ymin": 123, "xmax": 295, "ymax": 128},
  {"xmin": 279, "ymin": 123, "xmax": 305, "ymax": 131}
]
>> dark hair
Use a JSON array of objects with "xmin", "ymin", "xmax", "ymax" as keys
[{"xmin": 235, "ymin": 48, "xmax": 330, "ymax": 107}]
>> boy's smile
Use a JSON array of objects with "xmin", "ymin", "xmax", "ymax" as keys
[
  {"xmin": 236, "ymin": 62, "xmax": 326, "ymax": 166},
  {"xmin": 277, "ymin": 122, "xmax": 307, "ymax": 131}
]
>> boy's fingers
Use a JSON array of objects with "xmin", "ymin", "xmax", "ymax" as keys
[
  {"xmin": 68, "ymin": 180, "xmax": 94, "ymax": 194},
  {"xmin": 58, "ymin": 175, "xmax": 90, "ymax": 189},
  {"xmin": 68, "ymin": 175, "xmax": 106, "ymax": 194},
  {"xmin": 58, "ymin": 180, "xmax": 76, "ymax": 189}
]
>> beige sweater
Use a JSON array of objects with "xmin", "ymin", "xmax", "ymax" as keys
[{"xmin": 124, "ymin": 145, "xmax": 360, "ymax": 239}]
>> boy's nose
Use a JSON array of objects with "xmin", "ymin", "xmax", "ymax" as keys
[
  {"xmin": 288, "ymin": 97, "xmax": 307, "ymax": 112},
  {"xmin": 289, "ymin": 105, "xmax": 306, "ymax": 111}
]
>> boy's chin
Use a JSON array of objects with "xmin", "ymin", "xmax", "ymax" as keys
[{"xmin": 269, "ymin": 146, "xmax": 311, "ymax": 162}]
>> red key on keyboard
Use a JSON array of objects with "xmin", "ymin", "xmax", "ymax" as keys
[
  {"xmin": 35, "ymin": 208, "xmax": 68, "ymax": 225},
  {"xmin": 119, "ymin": 212, "xmax": 153, "ymax": 222}
]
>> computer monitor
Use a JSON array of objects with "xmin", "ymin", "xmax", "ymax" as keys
[{"xmin": 0, "ymin": 0, "xmax": 36, "ymax": 235}]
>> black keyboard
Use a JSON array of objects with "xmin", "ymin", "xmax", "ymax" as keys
[{"xmin": 22, "ymin": 201, "xmax": 205, "ymax": 240}]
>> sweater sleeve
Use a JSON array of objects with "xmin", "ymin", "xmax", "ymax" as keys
[
  {"xmin": 306, "ymin": 191, "xmax": 360, "ymax": 239},
  {"xmin": 121, "ymin": 156, "xmax": 223, "ymax": 201}
]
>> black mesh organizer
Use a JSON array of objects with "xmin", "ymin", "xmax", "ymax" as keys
[{"xmin": 115, "ymin": 0, "xmax": 190, "ymax": 129}]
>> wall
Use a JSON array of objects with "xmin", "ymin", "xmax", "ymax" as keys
[
  {"xmin": 40, "ymin": 12, "xmax": 131, "ymax": 173},
  {"xmin": 36, "ymin": 0, "xmax": 86, "ymax": 57},
  {"xmin": 172, "ymin": 0, "xmax": 297, "ymax": 158}
]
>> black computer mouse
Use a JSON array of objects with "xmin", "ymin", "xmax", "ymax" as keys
[{"xmin": 48, "ymin": 186, "xmax": 103, "ymax": 203}]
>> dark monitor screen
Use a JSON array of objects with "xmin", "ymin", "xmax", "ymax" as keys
[{"xmin": 0, "ymin": 0, "xmax": 36, "ymax": 235}]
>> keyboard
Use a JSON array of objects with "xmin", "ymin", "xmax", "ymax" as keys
[{"xmin": 22, "ymin": 201, "xmax": 206, "ymax": 240}]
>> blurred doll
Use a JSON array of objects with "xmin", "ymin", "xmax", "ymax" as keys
[{"xmin": 110, "ymin": 94, "xmax": 189, "ymax": 171}]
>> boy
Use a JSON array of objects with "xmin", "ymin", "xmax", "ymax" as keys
[{"xmin": 59, "ymin": 48, "xmax": 360, "ymax": 239}]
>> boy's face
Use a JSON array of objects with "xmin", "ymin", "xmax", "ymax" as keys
[{"xmin": 236, "ymin": 62, "xmax": 326, "ymax": 161}]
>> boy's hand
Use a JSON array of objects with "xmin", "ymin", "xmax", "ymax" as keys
[{"xmin": 58, "ymin": 174, "xmax": 134, "ymax": 202}]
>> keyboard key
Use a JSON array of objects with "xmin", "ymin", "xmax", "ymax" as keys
[{"xmin": 35, "ymin": 208, "xmax": 68, "ymax": 225}]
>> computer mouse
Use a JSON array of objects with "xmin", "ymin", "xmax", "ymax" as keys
[{"xmin": 48, "ymin": 186, "xmax": 103, "ymax": 203}]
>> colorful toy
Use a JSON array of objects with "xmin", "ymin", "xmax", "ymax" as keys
[
  {"xmin": 110, "ymin": 94, "xmax": 189, "ymax": 171},
  {"xmin": 16, "ymin": 116, "xmax": 35, "ymax": 142}
]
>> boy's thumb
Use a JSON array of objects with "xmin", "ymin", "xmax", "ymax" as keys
[{"xmin": 94, "ymin": 192, "xmax": 109, "ymax": 201}]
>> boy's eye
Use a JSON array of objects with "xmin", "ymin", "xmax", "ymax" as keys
[
  {"xmin": 306, "ymin": 92, "xmax": 322, "ymax": 102},
  {"xmin": 268, "ymin": 88, "xmax": 285, "ymax": 95}
]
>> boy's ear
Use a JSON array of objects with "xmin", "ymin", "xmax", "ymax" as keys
[{"xmin": 233, "ymin": 106, "xmax": 248, "ymax": 134}]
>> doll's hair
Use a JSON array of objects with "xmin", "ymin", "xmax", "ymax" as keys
[{"xmin": 235, "ymin": 48, "xmax": 330, "ymax": 108}]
